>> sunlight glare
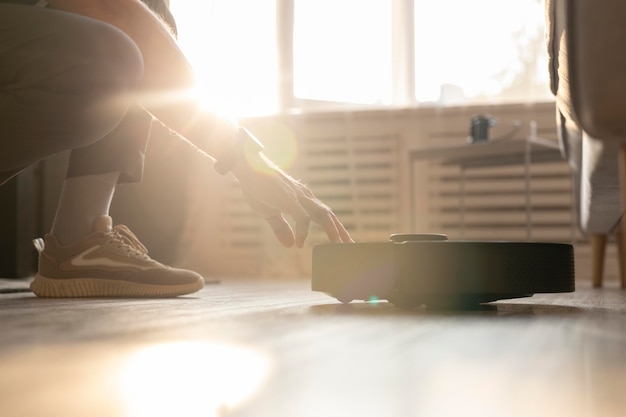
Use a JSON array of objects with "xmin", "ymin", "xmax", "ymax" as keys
[
  {"xmin": 170, "ymin": 0, "xmax": 279, "ymax": 119},
  {"xmin": 117, "ymin": 341, "xmax": 270, "ymax": 417}
]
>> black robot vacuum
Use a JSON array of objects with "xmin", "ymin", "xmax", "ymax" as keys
[{"xmin": 312, "ymin": 234, "xmax": 575, "ymax": 309}]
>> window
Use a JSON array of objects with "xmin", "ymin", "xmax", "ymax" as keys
[
  {"xmin": 413, "ymin": 0, "xmax": 550, "ymax": 105},
  {"xmin": 171, "ymin": 0, "xmax": 551, "ymax": 116},
  {"xmin": 293, "ymin": 0, "xmax": 392, "ymax": 106}
]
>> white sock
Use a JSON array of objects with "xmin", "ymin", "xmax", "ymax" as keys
[{"xmin": 51, "ymin": 172, "xmax": 120, "ymax": 245}]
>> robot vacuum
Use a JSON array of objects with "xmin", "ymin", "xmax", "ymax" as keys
[{"xmin": 312, "ymin": 234, "xmax": 575, "ymax": 309}]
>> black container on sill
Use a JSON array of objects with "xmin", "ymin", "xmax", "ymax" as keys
[{"xmin": 468, "ymin": 115, "xmax": 497, "ymax": 143}]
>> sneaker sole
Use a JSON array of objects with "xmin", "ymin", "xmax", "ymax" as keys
[{"xmin": 30, "ymin": 274, "xmax": 204, "ymax": 298}]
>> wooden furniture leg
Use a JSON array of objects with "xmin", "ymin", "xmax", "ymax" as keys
[
  {"xmin": 591, "ymin": 234, "xmax": 607, "ymax": 288},
  {"xmin": 617, "ymin": 226, "xmax": 626, "ymax": 289},
  {"xmin": 619, "ymin": 144, "xmax": 626, "ymax": 289}
]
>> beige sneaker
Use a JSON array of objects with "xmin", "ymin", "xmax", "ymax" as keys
[{"xmin": 30, "ymin": 216, "xmax": 204, "ymax": 298}]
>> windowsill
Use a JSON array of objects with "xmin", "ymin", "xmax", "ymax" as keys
[{"xmin": 244, "ymin": 100, "xmax": 557, "ymax": 122}]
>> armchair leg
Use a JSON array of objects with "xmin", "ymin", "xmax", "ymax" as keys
[
  {"xmin": 620, "ymin": 143, "xmax": 626, "ymax": 289},
  {"xmin": 617, "ymin": 226, "xmax": 626, "ymax": 289},
  {"xmin": 591, "ymin": 234, "xmax": 607, "ymax": 288}
]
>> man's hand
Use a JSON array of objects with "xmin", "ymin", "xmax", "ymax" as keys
[{"xmin": 232, "ymin": 153, "xmax": 353, "ymax": 248}]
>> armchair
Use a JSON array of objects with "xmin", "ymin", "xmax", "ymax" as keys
[{"xmin": 547, "ymin": 0, "xmax": 626, "ymax": 287}]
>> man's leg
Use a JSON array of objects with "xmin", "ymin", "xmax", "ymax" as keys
[
  {"xmin": 49, "ymin": 0, "xmax": 175, "ymax": 245},
  {"xmin": 0, "ymin": 4, "xmax": 203, "ymax": 296},
  {"xmin": 32, "ymin": 103, "xmax": 204, "ymax": 298},
  {"xmin": 0, "ymin": 4, "xmax": 144, "ymax": 174},
  {"xmin": 51, "ymin": 105, "xmax": 153, "ymax": 245},
  {"xmin": 50, "ymin": 172, "xmax": 120, "ymax": 245},
  {"xmin": 36, "ymin": 106, "xmax": 204, "ymax": 298},
  {"xmin": 46, "ymin": 0, "xmax": 241, "ymax": 164},
  {"xmin": 34, "ymin": 102, "xmax": 203, "ymax": 299}
]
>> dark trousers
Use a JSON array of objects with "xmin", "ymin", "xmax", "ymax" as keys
[{"xmin": 0, "ymin": 3, "xmax": 151, "ymax": 186}]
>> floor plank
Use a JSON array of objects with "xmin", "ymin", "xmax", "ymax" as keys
[{"xmin": 1, "ymin": 278, "xmax": 625, "ymax": 417}]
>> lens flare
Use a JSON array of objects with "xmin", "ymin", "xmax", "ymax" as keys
[
  {"xmin": 250, "ymin": 122, "xmax": 299, "ymax": 171},
  {"xmin": 368, "ymin": 296, "xmax": 380, "ymax": 304}
]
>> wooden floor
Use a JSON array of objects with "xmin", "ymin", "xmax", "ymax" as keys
[{"xmin": 1, "ymin": 278, "xmax": 625, "ymax": 417}]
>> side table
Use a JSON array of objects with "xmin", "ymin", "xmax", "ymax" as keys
[{"xmin": 409, "ymin": 122, "xmax": 568, "ymax": 240}]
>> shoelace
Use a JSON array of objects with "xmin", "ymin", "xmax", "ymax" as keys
[{"xmin": 106, "ymin": 225, "xmax": 150, "ymax": 259}]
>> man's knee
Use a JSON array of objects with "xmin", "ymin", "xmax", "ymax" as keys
[
  {"xmin": 40, "ymin": 14, "xmax": 145, "ymax": 147},
  {"xmin": 52, "ymin": 14, "xmax": 144, "ymax": 95},
  {"xmin": 0, "ymin": 5, "xmax": 145, "ymax": 167}
]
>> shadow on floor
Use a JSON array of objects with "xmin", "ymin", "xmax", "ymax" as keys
[{"xmin": 309, "ymin": 300, "xmax": 584, "ymax": 317}]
